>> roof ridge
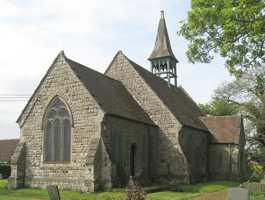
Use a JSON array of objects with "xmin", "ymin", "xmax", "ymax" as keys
[
  {"xmin": 17, "ymin": 51, "xmax": 64, "ymax": 125},
  {"xmin": 0, "ymin": 139, "xmax": 19, "ymax": 141},
  {"xmin": 65, "ymin": 55, "xmax": 154, "ymax": 126},
  {"xmin": 104, "ymin": 50, "xmax": 124, "ymax": 75},
  {"xmin": 65, "ymin": 57, "xmax": 123, "ymax": 84},
  {"xmin": 120, "ymin": 53, "xmax": 208, "ymax": 131},
  {"xmin": 201, "ymin": 115, "xmax": 241, "ymax": 118},
  {"xmin": 125, "ymin": 55, "xmax": 178, "ymax": 88}
]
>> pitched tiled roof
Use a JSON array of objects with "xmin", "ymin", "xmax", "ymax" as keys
[
  {"xmin": 123, "ymin": 55, "xmax": 208, "ymax": 131},
  {"xmin": 201, "ymin": 116, "xmax": 242, "ymax": 144},
  {"xmin": 65, "ymin": 57, "xmax": 155, "ymax": 126},
  {"xmin": 0, "ymin": 139, "xmax": 19, "ymax": 162}
]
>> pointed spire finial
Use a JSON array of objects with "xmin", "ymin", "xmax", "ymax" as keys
[
  {"xmin": 160, "ymin": 10, "xmax": 164, "ymax": 18},
  {"xmin": 148, "ymin": 11, "xmax": 177, "ymax": 61},
  {"xmin": 148, "ymin": 11, "xmax": 178, "ymax": 87},
  {"xmin": 59, "ymin": 50, "xmax": 65, "ymax": 57}
]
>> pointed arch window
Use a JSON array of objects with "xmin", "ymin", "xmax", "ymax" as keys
[{"xmin": 44, "ymin": 98, "xmax": 71, "ymax": 162}]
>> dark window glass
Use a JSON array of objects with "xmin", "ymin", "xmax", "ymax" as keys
[
  {"xmin": 44, "ymin": 98, "xmax": 71, "ymax": 162},
  {"xmin": 63, "ymin": 119, "xmax": 71, "ymax": 161},
  {"xmin": 44, "ymin": 121, "xmax": 52, "ymax": 161}
]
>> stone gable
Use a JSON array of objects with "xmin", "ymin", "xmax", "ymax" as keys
[
  {"xmin": 105, "ymin": 51, "xmax": 189, "ymax": 183},
  {"xmin": 10, "ymin": 52, "xmax": 105, "ymax": 192}
]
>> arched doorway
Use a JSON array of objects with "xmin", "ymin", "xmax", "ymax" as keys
[{"xmin": 130, "ymin": 144, "xmax": 136, "ymax": 176}]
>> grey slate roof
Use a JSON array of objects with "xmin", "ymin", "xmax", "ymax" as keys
[
  {"xmin": 65, "ymin": 57, "xmax": 155, "ymax": 126},
  {"xmin": 123, "ymin": 54, "xmax": 208, "ymax": 131},
  {"xmin": 148, "ymin": 11, "xmax": 177, "ymax": 61}
]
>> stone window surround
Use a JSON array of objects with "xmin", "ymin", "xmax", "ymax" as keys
[{"xmin": 41, "ymin": 96, "xmax": 74, "ymax": 165}]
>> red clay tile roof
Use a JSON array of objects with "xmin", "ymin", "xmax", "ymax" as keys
[
  {"xmin": 0, "ymin": 139, "xmax": 19, "ymax": 162},
  {"xmin": 201, "ymin": 116, "xmax": 242, "ymax": 144}
]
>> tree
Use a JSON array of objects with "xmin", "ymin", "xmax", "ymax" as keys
[
  {"xmin": 179, "ymin": 0, "xmax": 265, "ymax": 77},
  {"xmin": 213, "ymin": 66, "xmax": 265, "ymax": 145},
  {"xmin": 199, "ymin": 98, "xmax": 239, "ymax": 116}
]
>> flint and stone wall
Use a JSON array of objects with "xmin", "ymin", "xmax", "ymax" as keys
[
  {"xmin": 102, "ymin": 115, "xmax": 156, "ymax": 187},
  {"xmin": 10, "ymin": 55, "xmax": 104, "ymax": 192},
  {"xmin": 209, "ymin": 123, "xmax": 246, "ymax": 181},
  {"xmin": 179, "ymin": 127, "xmax": 208, "ymax": 183},
  {"xmin": 106, "ymin": 53, "xmax": 190, "ymax": 183},
  {"xmin": 208, "ymin": 144, "xmax": 240, "ymax": 180}
]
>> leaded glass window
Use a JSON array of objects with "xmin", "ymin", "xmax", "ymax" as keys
[{"xmin": 44, "ymin": 98, "xmax": 71, "ymax": 162}]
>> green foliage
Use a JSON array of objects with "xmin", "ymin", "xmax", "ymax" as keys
[
  {"xmin": 0, "ymin": 179, "xmax": 241, "ymax": 200},
  {"xmin": 214, "ymin": 67, "xmax": 265, "ymax": 146},
  {"xmin": 147, "ymin": 192, "xmax": 197, "ymax": 200},
  {"xmin": 0, "ymin": 179, "xmax": 125, "ymax": 200},
  {"xmin": 248, "ymin": 147, "xmax": 265, "ymax": 168},
  {"xmin": 199, "ymin": 99, "xmax": 239, "ymax": 116},
  {"xmin": 178, "ymin": 0, "xmax": 265, "ymax": 76},
  {"xmin": 250, "ymin": 192, "xmax": 265, "ymax": 200},
  {"xmin": 248, "ymin": 161, "xmax": 264, "ymax": 182},
  {"xmin": 177, "ymin": 181, "xmax": 239, "ymax": 193},
  {"xmin": 0, "ymin": 163, "xmax": 11, "ymax": 179}
]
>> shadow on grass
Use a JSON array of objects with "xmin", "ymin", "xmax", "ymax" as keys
[{"xmin": 175, "ymin": 181, "xmax": 239, "ymax": 193}]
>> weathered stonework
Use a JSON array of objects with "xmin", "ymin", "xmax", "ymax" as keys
[
  {"xmin": 201, "ymin": 116, "xmax": 246, "ymax": 181},
  {"xmin": 105, "ymin": 52, "xmax": 190, "ymax": 183},
  {"xmin": 9, "ymin": 51, "xmax": 246, "ymax": 191},
  {"xmin": 14, "ymin": 54, "xmax": 104, "ymax": 192},
  {"xmin": 179, "ymin": 127, "xmax": 208, "ymax": 183},
  {"xmin": 9, "ymin": 12, "xmax": 246, "ymax": 192},
  {"xmin": 208, "ymin": 144, "xmax": 238, "ymax": 180},
  {"xmin": 102, "ymin": 115, "xmax": 156, "ymax": 187},
  {"xmin": 8, "ymin": 140, "xmax": 26, "ymax": 189}
]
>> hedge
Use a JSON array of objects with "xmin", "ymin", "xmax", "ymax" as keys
[{"xmin": 0, "ymin": 163, "xmax": 11, "ymax": 179}]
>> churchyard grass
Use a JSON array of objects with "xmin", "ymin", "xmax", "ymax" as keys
[
  {"xmin": 250, "ymin": 192, "xmax": 265, "ymax": 200},
  {"xmin": 2, "ymin": 179, "xmax": 262, "ymax": 200}
]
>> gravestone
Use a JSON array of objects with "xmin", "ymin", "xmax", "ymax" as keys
[
  {"xmin": 47, "ymin": 185, "xmax": 61, "ymax": 200},
  {"xmin": 228, "ymin": 188, "xmax": 249, "ymax": 200},
  {"xmin": 0, "ymin": 173, "xmax": 2, "ymax": 179}
]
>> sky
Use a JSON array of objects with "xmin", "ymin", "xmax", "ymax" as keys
[{"xmin": 0, "ymin": 0, "xmax": 233, "ymax": 139}]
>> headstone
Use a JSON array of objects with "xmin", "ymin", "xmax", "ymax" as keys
[
  {"xmin": 47, "ymin": 185, "xmax": 61, "ymax": 200},
  {"xmin": 0, "ymin": 173, "xmax": 2, "ymax": 179},
  {"xmin": 228, "ymin": 188, "xmax": 249, "ymax": 200}
]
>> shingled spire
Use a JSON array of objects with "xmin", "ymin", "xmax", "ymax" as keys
[{"xmin": 148, "ymin": 11, "xmax": 178, "ymax": 87}]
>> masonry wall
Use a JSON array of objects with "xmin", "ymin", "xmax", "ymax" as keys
[
  {"xmin": 208, "ymin": 144, "xmax": 240, "ymax": 180},
  {"xmin": 102, "ymin": 115, "xmax": 155, "ymax": 187},
  {"xmin": 179, "ymin": 127, "xmax": 208, "ymax": 183},
  {"xmin": 12, "ymin": 55, "xmax": 104, "ymax": 192},
  {"xmin": 93, "ymin": 138, "xmax": 112, "ymax": 191},
  {"xmin": 105, "ymin": 53, "xmax": 189, "ymax": 183}
]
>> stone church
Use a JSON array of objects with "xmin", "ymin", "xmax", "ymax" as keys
[{"xmin": 9, "ymin": 12, "xmax": 246, "ymax": 192}]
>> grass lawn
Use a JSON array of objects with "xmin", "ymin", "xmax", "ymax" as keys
[
  {"xmin": 250, "ymin": 192, "xmax": 265, "ymax": 200},
  {"xmin": 0, "ymin": 179, "xmax": 239, "ymax": 200}
]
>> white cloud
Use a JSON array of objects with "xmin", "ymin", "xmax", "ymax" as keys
[
  {"xmin": 0, "ymin": 0, "xmax": 168, "ymax": 138},
  {"xmin": 0, "ymin": 0, "xmax": 233, "ymax": 139}
]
